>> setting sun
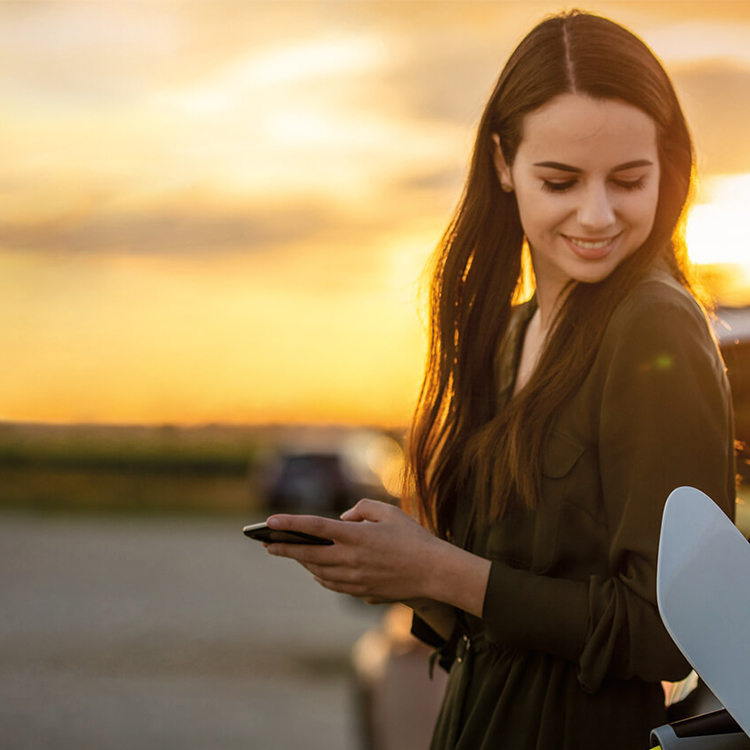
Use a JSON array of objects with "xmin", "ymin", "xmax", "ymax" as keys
[
  {"xmin": 688, "ymin": 174, "xmax": 750, "ymax": 268},
  {"xmin": 687, "ymin": 174, "xmax": 750, "ymax": 306}
]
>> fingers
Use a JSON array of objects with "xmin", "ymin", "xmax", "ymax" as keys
[
  {"xmin": 266, "ymin": 513, "xmax": 351, "ymax": 543},
  {"xmin": 311, "ymin": 575, "xmax": 386, "ymax": 603},
  {"xmin": 339, "ymin": 498, "xmax": 393, "ymax": 522},
  {"xmin": 267, "ymin": 541, "xmax": 341, "ymax": 565},
  {"xmin": 312, "ymin": 576, "xmax": 362, "ymax": 596},
  {"xmin": 303, "ymin": 561, "xmax": 364, "ymax": 585}
]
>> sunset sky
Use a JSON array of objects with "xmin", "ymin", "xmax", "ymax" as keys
[{"xmin": 4, "ymin": 0, "xmax": 750, "ymax": 427}]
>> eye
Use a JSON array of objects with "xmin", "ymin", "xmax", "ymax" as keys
[
  {"xmin": 612, "ymin": 177, "xmax": 646, "ymax": 191},
  {"xmin": 542, "ymin": 179, "xmax": 576, "ymax": 193}
]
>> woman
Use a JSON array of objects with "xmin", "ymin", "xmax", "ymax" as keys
[{"xmin": 265, "ymin": 10, "xmax": 735, "ymax": 749}]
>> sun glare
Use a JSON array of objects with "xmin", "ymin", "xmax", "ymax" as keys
[{"xmin": 687, "ymin": 174, "xmax": 750, "ymax": 269}]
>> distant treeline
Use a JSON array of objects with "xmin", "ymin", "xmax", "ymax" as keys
[{"xmin": 0, "ymin": 422, "xmax": 256, "ymax": 475}]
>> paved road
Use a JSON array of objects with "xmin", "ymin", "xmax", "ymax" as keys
[{"xmin": 0, "ymin": 512, "xmax": 384, "ymax": 749}]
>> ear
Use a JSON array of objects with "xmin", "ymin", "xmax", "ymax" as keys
[{"xmin": 491, "ymin": 134, "xmax": 514, "ymax": 192}]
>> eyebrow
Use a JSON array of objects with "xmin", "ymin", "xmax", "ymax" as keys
[{"xmin": 532, "ymin": 159, "xmax": 654, "ymax": 173}]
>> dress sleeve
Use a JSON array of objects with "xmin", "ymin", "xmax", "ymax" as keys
[{"xmin": 481, "ymin": 289, "xmax": 735, "ymax": 693}]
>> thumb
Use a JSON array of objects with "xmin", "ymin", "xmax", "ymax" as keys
[{"xmin": 340, "ymin": 498, "xmax": 384, "ymax": 522}]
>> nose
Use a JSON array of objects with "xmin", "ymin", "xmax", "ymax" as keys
[{"xmin": 577, "ymin": 184, "xmax": 616, "ymax": 230}]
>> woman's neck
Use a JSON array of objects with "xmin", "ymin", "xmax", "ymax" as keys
[{"xmin": 534, "ymin": 278, "xmax": 567, "ymax": 336}]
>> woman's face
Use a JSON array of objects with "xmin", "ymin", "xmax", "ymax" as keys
[{"xmin": 493, "ymin": 93, "xmax": 660, "ymax": 303}]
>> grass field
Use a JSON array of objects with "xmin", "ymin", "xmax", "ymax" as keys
[{"xmin": 0, "ymin": 422, "xmax": 260, "ymax": 515}]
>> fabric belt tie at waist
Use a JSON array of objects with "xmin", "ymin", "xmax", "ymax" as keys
[
  {"xmin": 427, "ymin": 624, "xmax": 495, "ymax": 678},
  {"xmin": 456, "ymin": 630, "xmax": 495, "ymax": 662}
]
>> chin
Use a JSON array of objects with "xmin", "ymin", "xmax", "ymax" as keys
[{"xmin": 571, "ymin": 264, "xmax": 622, "ymax": 286}]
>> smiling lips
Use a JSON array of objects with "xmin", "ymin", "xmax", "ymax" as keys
[{"xmin": 564, "ymin": 233, "xmax": 622, "ymax": 259}]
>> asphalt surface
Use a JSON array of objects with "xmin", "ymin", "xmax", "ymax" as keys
[{"xmin": 0, "ymin": 512, "xmax": 384, "ymax": 749}]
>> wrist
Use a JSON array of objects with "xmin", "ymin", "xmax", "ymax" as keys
[
  {"xmin": 424, "ymin": 540, "xmax": 491, "ymax": 619},
  {"xmin": 420, "ymin": 539, "xmax": 463, "ymax": 605}
]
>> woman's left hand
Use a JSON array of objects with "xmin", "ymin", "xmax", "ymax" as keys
[{"xmin": 265, "ymin": 498, "xmax": 447, "ymax": 604}]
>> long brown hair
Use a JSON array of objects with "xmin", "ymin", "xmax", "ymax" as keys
[{"xmin": 405, "ymin": 10, "xmax": 696, "ymax": 539}]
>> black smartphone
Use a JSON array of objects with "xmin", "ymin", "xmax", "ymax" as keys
[{"xmin": 242, "ymin": 522, "xmax": 334, "ymax": 546}]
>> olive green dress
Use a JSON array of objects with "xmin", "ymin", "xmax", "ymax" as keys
[{"xmin": 413, "ymin": 271, "xmax": 736, "ymax": 750}]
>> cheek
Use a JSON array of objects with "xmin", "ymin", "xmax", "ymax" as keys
[
  {"xmin": 515, "ymin": 192, "xmax": 569, "ymax": 238},
  {"xmin": 630, "ymin": 192, "xmax": 660, "ymax": 236}
]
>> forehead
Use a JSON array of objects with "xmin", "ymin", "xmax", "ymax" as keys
[{"xmin": 517, "ymin": 94, "xmax": 658, "ymax": 167}]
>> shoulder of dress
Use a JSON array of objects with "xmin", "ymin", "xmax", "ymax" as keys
[
  {"xmin": 592, "ymin": 272, "xmax": 725, "ymax": 382},
  {"xmin": 609, "ymin": 271, "xmax": 710, "ymax": 335}
]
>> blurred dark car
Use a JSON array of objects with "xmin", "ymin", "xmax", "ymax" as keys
[{"xmin": 264, "ymin": 450, "xmax": 393, "ymax": 517}]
